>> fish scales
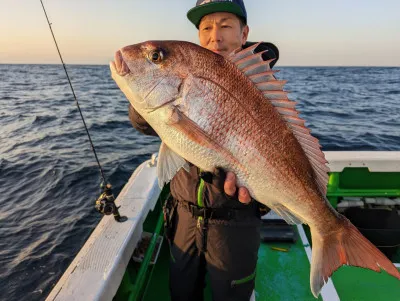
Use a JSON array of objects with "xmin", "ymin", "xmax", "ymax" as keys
[{"xmin": 187, "ymin": 58, "xmax": 319, "ymax": 217}]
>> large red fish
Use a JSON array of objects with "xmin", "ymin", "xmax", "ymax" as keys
[{"xmin": 110, "ymin": 41, "xmax": 400, "ymax": 297}]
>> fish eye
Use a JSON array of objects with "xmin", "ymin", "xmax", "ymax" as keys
[{"xmin": 148, "ymin": 49, "xmax": 164, "ymax": 64}]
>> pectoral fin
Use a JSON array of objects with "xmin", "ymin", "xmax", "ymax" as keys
[
  {"xmin": 171, "ymin": 109, "xmax": 245, "ymax": 173},
  {"xmin": 161, "ymin": 106, "xmax": 247, "ymax": 179}
]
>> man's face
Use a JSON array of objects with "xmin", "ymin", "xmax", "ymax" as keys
[{"xmin": 198, "ymin": 12, "xmax": 249, "ymax": 58}]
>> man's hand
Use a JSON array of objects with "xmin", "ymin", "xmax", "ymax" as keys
[
  {"xmin": 200, "ymin": 168, "xmax": 252, "ymax": 205},
  {"xmin": 224, "ymin": 171, "xmax": 252, "ymax": 204}
]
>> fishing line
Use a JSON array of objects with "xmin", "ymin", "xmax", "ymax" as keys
[
  {"xmin": 39, "ymin": 0, "xmax": 106, "ymax": 184},
  {"xmin": 40, "ymin": 0, "xmax": 126, "ymax": 222}
]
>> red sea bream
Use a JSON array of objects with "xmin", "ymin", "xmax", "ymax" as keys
[{"xmin": 110, "ymin": 41, "xmax": 400, "ymax": 297}]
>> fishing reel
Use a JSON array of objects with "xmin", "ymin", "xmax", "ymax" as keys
[{"xmin": 95, "ymin": 183, "xmax": 127, "ymax": 222}]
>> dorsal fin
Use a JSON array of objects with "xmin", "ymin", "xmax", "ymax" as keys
[
  {"xmin": 229, "ymin": 43, "xmax": 261, "ymax": 63},
  {"xmin": 256, "ymin": 80, "xmax": 287, "ymax": 91},
  {"xmin": 249, "ymin": 70, "xmax": 278, "ymax": 83},
  {"xmin": 231, "ymin": 43, "xmax": 330, "ymax": 196},
  {"xmin": 235, "ymin": 50, "xmax": 268, "ymax": 69}
]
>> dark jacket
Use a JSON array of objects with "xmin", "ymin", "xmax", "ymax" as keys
[{"xmin": 128, "ymin": 42, "xmax": 279, "ymax": 208}]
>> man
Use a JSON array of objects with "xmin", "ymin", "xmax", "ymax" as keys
[{"xmin": 129, "ymin": 1, "xmax": 279, "ymax": 300}]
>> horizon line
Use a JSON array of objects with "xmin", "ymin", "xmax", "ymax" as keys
[{"xmin": 1, "ymin": 63, "xmax": 399, "ymax": 68}]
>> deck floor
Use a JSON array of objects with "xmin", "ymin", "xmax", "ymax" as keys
[
  {"xmin": 142, "ymin": 227, "xmax": 400, "ymax": 301},
  {"xmin": 256, "ymin": 234, "xmax": 323, "ymax": 301}
]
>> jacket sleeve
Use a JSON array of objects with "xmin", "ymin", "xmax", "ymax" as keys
[{"xmin": 128, "ymin": 104, "xmax": 159, "ymax": 137}]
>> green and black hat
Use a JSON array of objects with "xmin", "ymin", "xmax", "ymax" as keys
[{"xmin": 187, "ymin": 0, "xmax": 247, "ymax": 28}]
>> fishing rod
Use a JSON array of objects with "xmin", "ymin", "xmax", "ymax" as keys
[{"xmin": 40, "ymin": 0, "xmax": 126, "ymax": 222}]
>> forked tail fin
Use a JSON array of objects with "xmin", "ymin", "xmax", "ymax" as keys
[{"xmin": 310, "ymin": 216, "xmax": 400, "ymax": 298}]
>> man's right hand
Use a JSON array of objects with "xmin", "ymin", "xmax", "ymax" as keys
[
  {"xmin": 200, "ymin": 167, "xmax": 252, "ymax": 204},
  {"xmin": 224, "ymin": 171, "xmax": 252, "ymax": 204}
]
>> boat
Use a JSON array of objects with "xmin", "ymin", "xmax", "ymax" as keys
[{"xmin": 45, "ymin": 151, "xmax": 400, "ymax": 301}]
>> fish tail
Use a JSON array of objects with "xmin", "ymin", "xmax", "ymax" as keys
[{"xmin": 309, "ymin": 216, "xmax": 400, "ymax": 298}]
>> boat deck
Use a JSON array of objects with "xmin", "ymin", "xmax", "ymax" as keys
[
  {"xmin": 131, "ymin": 223, "xmax": 400, "ymax": 301},
  {"xmin": 256, "ymin": 226, "xmax": 400, "ymax": 301},
  {"xmin": 256, "ymin": 229, "xmax": 323, "ymax": 301}
]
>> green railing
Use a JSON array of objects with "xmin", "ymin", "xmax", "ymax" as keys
[
  {"xmin": 129, "ymin": 210, "xmax": 164, "ymax": 301},
  {"xmin": 114, "ymin": 186, "xmax": 170, "ymax": 301},
  {"xmin": 327, "ymin": 167, "xmax": 400, "ymax": 207}
]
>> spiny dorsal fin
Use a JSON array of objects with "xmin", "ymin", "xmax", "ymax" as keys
[
  {"xmin": 249, "ymin": 70, "xmax": 278, "ymax": 83},
  {"xmin": 256, "ymin": 80, "xmax": 287, "ymax": 91},
  {"xmin": 229, "ymin": 43, "xmax": 261, "ymax": 63},
  {"xmin": 231, "ymin": 42, "xmax": 329, "ymax": 196},
  {"xmin": 235, "ymin": 50, "xmax": 268, "ymax": 69}
]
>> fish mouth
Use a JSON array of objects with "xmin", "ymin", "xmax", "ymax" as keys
[{"xmin": 110, "ymin": 50, "xmax": 130, "ymax": 76}]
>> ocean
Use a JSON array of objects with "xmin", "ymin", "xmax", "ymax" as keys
[{"xmin": 0, "ymin": 64, "xmax": 399, "ymax": 301}]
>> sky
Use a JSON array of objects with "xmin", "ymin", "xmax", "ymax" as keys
[{"xmin": 1, "ymin": 0, "xmax": 399, "ymax": 66}]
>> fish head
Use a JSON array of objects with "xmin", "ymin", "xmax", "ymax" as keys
[{"xmin": 110, "ymin": 41, "xmax": 190, "ymax": 114}]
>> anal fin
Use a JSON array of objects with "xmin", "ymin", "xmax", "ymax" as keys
[{"xmin": 269, "ymin": 204, "xmax": 305, "ymax": 225}]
